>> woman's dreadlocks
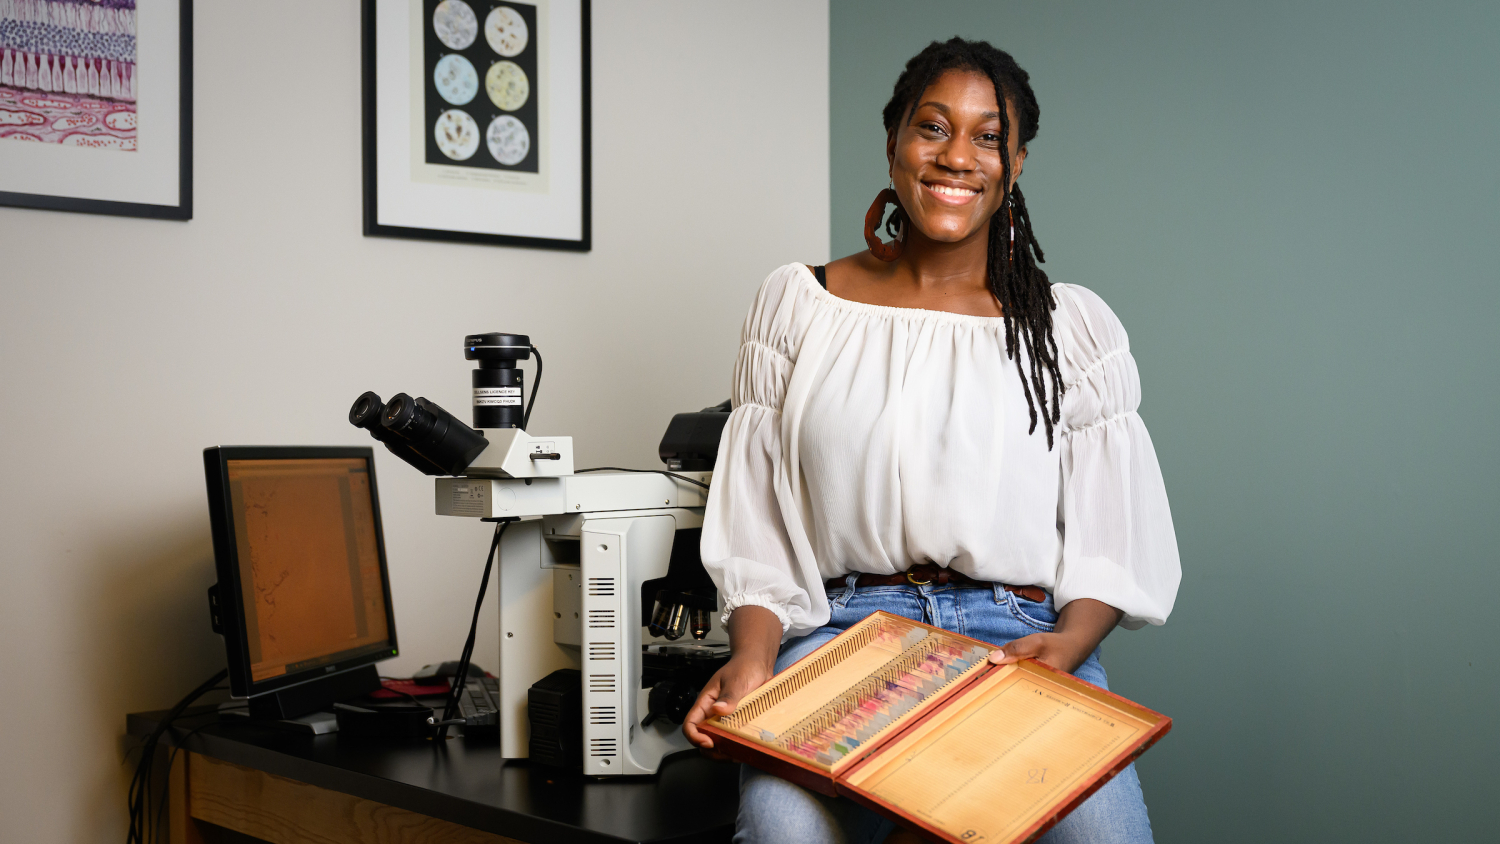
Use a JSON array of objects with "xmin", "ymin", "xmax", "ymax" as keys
[{"xmin": 882, "ymin": 37, "xmax": 1062, "ymax": 447}]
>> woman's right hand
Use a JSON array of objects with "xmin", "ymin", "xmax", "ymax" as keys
[
  {"xmin": 682, "ymin": 654, "xmax": 774, "ymax": 750},
  {"xmin": 682, "ymin": 604, "xmax": 784, "ymax": 751}
]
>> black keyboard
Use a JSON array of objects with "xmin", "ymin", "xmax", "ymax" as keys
[{"xmin": 458, "ymin": 676, "xmax": 500, "ymax": 738}]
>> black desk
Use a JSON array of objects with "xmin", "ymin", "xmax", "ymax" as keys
[{"xmin": 126, "ymin": 707, "xmax": 739, "ymax": 844}]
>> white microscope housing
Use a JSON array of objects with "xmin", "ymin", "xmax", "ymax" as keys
[{"xmin": 434, "ymin": 427, "xmax": 721, "ymax": 777}]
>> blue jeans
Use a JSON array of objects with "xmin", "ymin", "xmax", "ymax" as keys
[{"xmin": 734, "ymin": 578, "xmax": 1154, "ymax": 844}]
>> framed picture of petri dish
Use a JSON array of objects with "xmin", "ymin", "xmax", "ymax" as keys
[
  {"xmin": 0, "ymin": 0, "xmax": 192, "ymax": 220},
  {"xmin": 363, "ymin": 0, "xmax": 590, "ymax": 250}
]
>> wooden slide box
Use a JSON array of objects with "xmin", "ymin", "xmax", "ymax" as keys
[{"xmin": 702, "ymin": 611, "xmax": 1171, "ymax": 844}]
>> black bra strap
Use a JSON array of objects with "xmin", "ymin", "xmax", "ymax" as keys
[{"xmin": 811, "ymin": 264, "xmax": 827, "ymax": 289}]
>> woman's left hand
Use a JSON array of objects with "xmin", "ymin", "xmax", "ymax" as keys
[
  {"xmin": 987, "ymin": 631, "xmax": 1097, "ymax": 674},
  {"xmin": 987, "ymin": 597, "xmax": 1124, "ymax": 675}
]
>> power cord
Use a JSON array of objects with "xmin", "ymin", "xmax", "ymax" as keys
[
  {"xmin": 432, "ymin": 517, "xmax": 514, "ymax": 741},
  {"xmin": 522, "ymin": 345, "xmax": 542, "ymax": 430},
  {"xmin": 126, "ymin": 668, "xmax": 228, "ymax": 844},
  {"xmin": 149, "ymin": 704, "xmax": 245, "ymax": 843},
  {"xmin": 575, "ymin": 467, "xmax": 710, "ymax": 490}
]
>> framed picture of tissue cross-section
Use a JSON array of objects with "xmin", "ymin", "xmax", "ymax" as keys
[
  {"xmin": 362, "ymin": 0, "xmax": 591, "ymax": 251},
  {"xmin": 0, "ymin": 0, "xmax": 192, "ymax": 220}
]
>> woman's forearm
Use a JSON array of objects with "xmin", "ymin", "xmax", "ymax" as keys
[
  {"xmin": 726, "ymin": 604, "xmax": 783, "ymax": 670},
  {"xmin": 1054, "ymin": 597, "xmax": 1123, "ymax": 652}
]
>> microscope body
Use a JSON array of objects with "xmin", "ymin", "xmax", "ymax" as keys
[
  {"xmin": 351, "ymin": 336, "xmax": 733, "ymax": 777},
  {"xmin": 436, "ymin": 435, "xmax": 719, "ymax": 777}
]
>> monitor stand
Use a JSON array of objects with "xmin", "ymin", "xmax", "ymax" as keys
[
  {"xmin": 246, "ymin": 664, "xmax": 383, "ymax": 721},
  {"xmin": 219, "ymin": 701, "xmax": 340, "ymax": 735}
]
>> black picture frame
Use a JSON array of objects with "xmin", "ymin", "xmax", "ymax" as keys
[
  {"xmin": 0, "ymin": 0, "xmax": 193, "ymax": 220},
  {"xmin": 362, "ymin": 0, "xmax": 592, "ymax": 251}
]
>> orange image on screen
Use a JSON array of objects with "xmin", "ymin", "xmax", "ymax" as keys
[{"xmin": 226, "ymin": 458, "xmax": 391, "ymax": 682}]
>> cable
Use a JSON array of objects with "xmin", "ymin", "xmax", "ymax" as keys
[
  {"xmin": 126, "ymin": 668, "xmax": 227, "ymax": 844},
  {"xmin": 432, "ymin": 519, "xmax": 507, "ymax": 740},
  {"xmin": 130, "ymin": 673, "xmax": 226, "ymax": 844},
  {"xmin": 433, "ymin": 518, "xmax": 512, "ymax": 741},
  {"xmin": 149, "ymin": 707, "xmax": 243, "ymax": 844},
  {"xmin": 575, "ymin": 466, "xmax": 711, "ymax": 490},
  {"xmin": 129, "ymin": 672, "xmax": 225, "ymax": 844},
  {"xmin": 522, "ymin": 345, "xmax": 543, "ymax": 430}
]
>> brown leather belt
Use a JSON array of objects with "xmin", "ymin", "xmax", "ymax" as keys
[{"xmin": 825, "ymin": 563, "xmax": 1048, "ymax": 604}]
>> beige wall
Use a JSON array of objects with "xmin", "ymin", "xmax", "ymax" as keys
[{"xmin": 0, "ymin": 1, "xmax": 829, "ymax": 838}]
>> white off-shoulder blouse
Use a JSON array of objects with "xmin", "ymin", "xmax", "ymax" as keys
[{"xmin": 701, "ymin": 263, "xmax": 1180, "ymax": 639}]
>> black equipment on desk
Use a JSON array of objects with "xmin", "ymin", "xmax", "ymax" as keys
[
  {"xmin": 334, "ymin": 701, "xmax": 434, "ymax": 738},
  {"xmin": 457, "ymin": 675, "xmax": 502, "ymax": 739},
  {"xmin": 658, "ymin": 400, "xmax": 731, "ymax": 471},
  {"xmin": 528, "ymin": 669, "xmax": 583, "ymax": 768},
  {"xmin": 334, "ymin": 675, "xmax": 499, "ymax": 739},
  {"xmin": 203, "ymin": 446, "xmax": 397, "ymax": 719}
]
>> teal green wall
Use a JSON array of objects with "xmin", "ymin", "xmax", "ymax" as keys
[{"xmin": 831, "ymin": 2, "xmax": 1499, "ymax": 840}]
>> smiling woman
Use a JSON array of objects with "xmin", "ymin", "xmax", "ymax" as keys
[
  {"xmin": 683, "ymin": 37, "xmax": 1180, "ymax": 844},
  {"xmin": 851, "ymin": 41, "xmax": 1059, "ymax": 445}
]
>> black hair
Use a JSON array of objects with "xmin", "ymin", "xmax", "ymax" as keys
[{"xmin": 882, "ymin": 37, "xmax": 1061, "ymax": 447}]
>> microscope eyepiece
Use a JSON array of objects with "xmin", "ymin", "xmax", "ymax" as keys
[
  {"xmin": 382, "ymin": 394, "xmax": 435, "ymax": 437},
  {"xmin": 381, "ymin": 393, "xmax": 420, "ymax": 433},
  {"xmin": 347, "ymin": 392, "xmax": 448, "ymax": 476},
  {"xmin": 349, "ymin": 391, "xmax": 385, "ymax": 430},
  {"xmin": 376, "ymin": 393, "xmax": 489, "ymax": 476}
]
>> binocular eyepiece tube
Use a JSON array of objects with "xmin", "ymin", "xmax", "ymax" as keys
[{"xmin": 348, "ymin": 390, "xmax": 489, "ymax": 476}]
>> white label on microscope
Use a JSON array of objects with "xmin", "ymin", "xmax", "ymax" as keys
[
  {"xmin": 447, "ymin": 480, "xmax": 488, "ymax": 517},
  {"xmin": 474, "ymin": 387, "xmax": 522, "ymax": 406}
]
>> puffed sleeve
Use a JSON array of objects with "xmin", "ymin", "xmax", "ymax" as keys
[
  {"xmin": 1053, "ymin": 284, "xmax": 1181, "ymax": 629},
  {"xmin": 700, "ymin": 266, "xmax": 825, "ymax": 637}
]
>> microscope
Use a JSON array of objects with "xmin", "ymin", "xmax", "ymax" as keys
[{"xmin": 351, "ymin": 333, "xmax": 731, "ymax": 776}]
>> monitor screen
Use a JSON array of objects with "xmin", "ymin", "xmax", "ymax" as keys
[{"xmin": 205, "ymin": 447, "xmax": 397, "ymax": 697}]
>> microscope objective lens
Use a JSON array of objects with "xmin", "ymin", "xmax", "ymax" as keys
[{"xmin": 664, "ymin": 603, "xmax": 689, "ymax": 641}]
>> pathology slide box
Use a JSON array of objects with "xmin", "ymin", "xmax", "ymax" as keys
[{"xmin": 702, "ymin": 612, "xmax": 1171, "ymax": 844}]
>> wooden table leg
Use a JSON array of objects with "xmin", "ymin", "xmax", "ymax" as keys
[{"xmin": 168, "ymin": 748, "xmax": 206, "ymax": 844}]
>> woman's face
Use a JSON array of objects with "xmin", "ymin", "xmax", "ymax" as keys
[{"xmin": 887, "ymin": 69, "xmax": 1024, "ymax": 245}]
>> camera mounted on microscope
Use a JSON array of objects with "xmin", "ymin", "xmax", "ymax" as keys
[{"xmin": 466, "ymin": 332, "xmax": 532, "ymax": 430}]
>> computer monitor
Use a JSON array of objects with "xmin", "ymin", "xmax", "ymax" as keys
[{"xmin": 203, "ymin": 446, "xmax": 398, "ymax": 718}]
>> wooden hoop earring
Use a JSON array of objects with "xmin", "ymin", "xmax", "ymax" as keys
[{"xmin": 864, "ymin": 188, "xmax": 905, "ymax": 262}]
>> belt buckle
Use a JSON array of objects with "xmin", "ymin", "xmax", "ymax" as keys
[{"xmin": 905, "ymin": 570, "xmax": 932, "ymax": 586}]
